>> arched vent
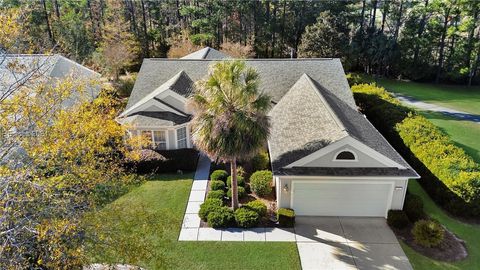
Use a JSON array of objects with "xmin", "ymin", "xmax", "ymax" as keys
[{"xmin": 335, "ymin": 150, "xmax": 356, "ymax": 160}]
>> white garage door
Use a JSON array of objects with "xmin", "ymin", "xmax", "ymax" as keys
[{"xmin": 292, "ymin": 181, "xmax": 392, "ymax": 217}]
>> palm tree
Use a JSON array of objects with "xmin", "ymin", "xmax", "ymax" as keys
[{"xmin": 188, "ymin": 60, "xmax": 271, "ymax": 209}]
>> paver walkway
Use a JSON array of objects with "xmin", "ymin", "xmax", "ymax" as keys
[{"xmin": 394, "ymin": 93, "xmax": 480, "ymax": 124}]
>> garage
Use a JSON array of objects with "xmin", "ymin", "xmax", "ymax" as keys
[{"xmin": 291, "ymin": 180, "xmax": 394, "ymax": 217}]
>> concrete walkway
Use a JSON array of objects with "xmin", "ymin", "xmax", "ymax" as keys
[
  {"xmin": 178, "ymin": 153, "xmax": 210, "ymax": 240},
  {"xmin": 394, "ymin": 94, "xmax": 480, "ymax": 124}
]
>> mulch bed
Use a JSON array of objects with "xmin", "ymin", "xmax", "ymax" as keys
[
  {"xmin": 200, "ymin": 182, "xmax": 279, "ymax": 228},
  {"xmin": 393, "ymin": 224, "xmax": 468, "ymax": 262}
]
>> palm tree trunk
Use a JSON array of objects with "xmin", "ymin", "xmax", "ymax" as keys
[{"xmin": 230, "ymin": 158, "xmax": 239, "ymax": 210}]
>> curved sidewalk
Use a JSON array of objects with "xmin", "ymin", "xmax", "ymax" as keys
[{"xmin": 394, "ymin": 94, "xmax": 480, "ymax": 124}]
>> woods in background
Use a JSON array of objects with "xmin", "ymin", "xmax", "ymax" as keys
[{"xmin": 1, "ymin": 0, "xmax": 479, "ymax": 85}]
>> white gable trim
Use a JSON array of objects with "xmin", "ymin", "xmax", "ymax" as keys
[
  {"xmin": 285, "ymin": 136, "xmax": 406, "ymax": 169},
  {"xmin": 129, "ymin": 99, "xmax": 186, "ymax": 116}
]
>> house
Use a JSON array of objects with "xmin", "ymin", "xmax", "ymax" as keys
[{"xmin": 118, "ymin": 47, "xmax": 420, "ymax": 218}]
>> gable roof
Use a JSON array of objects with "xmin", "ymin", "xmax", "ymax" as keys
[
  {"xmin": 268, "ymin": 74, "xmax": 348, "ymax": 169},
  {"xmin": 117, "ymin": 111, "xmax": 191, "ymax": 127},
  {"xmin": 126, "ymin": 58, "xmax": 354, "ymax": 111},
  {"xmin": 0, "ymin": 54, "xmax": 101, "ymax": 102},
  {"xmin": 269, "ymin": 74, "xmax": 418, "ymax": 178},
  {"xmin": 181, "ymin": 47, "xmax": 230, "ymax": 60},
  {"xmin": 119, "ymin": 70, "xmax": 193, "ymax": 117}
]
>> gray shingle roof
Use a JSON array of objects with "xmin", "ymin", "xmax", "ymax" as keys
[
  {"xmin": 119, "ymin": 70, "xmax": 192, "ymax": 117},
  {"xmin": 268, "ymin": 74, "xmax": 418, "ymax": 178},
  {"xmin": 0, "ymin": 54, "xmax": 100, "ymax": 103},
  {"xmin": 268, "ymin": 74, "xmax": 348, "ymax": 169},
  {"xmin": 126, "ymin": 58, "xmax": 354, "ymax": 110},
  {"xmin": 117, "ymin": 111, "xmax": 191, "ymax": 127},
  {"xmin": 181, "ymin": 47, "xmax": 230, "ymax": 60}
]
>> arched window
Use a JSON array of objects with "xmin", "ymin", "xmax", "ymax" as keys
[{"xmin": 335, "ymin": 150, "xmax": 356, "ymax": 161}]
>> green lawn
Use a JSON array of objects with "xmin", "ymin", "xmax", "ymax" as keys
[
  {"xmin": 374, "ymin": 78, "xmax": 480, "ymax": 115},
  {"xmin": 420, "ymin": 111, "xmax": 480, "ymax": 163},
  {"xmin": 403, "ymin": 180, "xmax": 480, "ymax": 270},
  {"xmin": 84, "ymin": 174, "xmax": 301, "ymax": 270}
]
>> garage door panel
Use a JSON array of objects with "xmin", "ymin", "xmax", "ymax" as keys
[{"xmin": 292, "ymin": 181, "xmax": 392, "ymax": 217}]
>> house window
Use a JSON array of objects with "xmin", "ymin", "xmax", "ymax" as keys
[
  {"xmin": 177, "ymin": 127, "xmax": 187, "ymax": 148},
  {"xmin": 335, "ymin": 150, "xmax": 356, "ymax": 161},
  {"xmin": 153, "ymin": 130, "xmax": 167, "ymax": 150}
]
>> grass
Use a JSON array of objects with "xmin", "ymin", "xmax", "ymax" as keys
[
  {"xmin": 84, "ymin": 174, "xmax": 301, "ymax": 270},
  {"xmin": 420, "ymin": 111, "xmax": 480, "ymax": 163},
  {"xmin": 403, "ymin": 180, "xmax": 480, "ymax": 270},
  {"xmin": 373, "ymin": 78, "xmax": 480, "ymax": 115}
]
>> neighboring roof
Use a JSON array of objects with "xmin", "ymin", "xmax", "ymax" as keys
[
  {"xmin": 119, "ymin": 70, "xmax": 193, "ymax": 117},
  {"xmin": 268, "ymin": 74, "xmax": 418, "ymax": 178},
  {"xmin": 126, "ymin": 58, "xmax": 354, "ymax": 111},
  {"xmin": 181, "ymin": 47, "xmax": 230, "ymax": 60},
  {"xmin": 0, "ymin": 54, "xmax": 101, "ymax": 102},
  {"xmin": 117, "ymin": 111, "xmax": 191, "ymax": 127}
]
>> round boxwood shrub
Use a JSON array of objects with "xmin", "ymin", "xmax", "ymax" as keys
[
  {"xmin": 198, "ymin": 198, "xmax": 223, "ymax": 221},
  {"xmin": 207, "ymin": 190, "xmax": 225, "ymax": 200},
  {"xmin": 412, "ymin": 219, "xmax": 445, "ymax": 248},
  {"xmin": 387, "ymin": 210, "xmax": 410, "ymax": 229},
  {"xmin": 404, "ymin": 193, "xmax": 425, "ymax": 222},
  {"xmin": 210, "ymin": 180, "xmax": 226, "ymax": 191},
  {"xmin": 210, "ymin": 170, "xmax": 228, "ymax": 182},
  {"xmin": 250, "ymin": 170, "xmax": 273, "ymax": 197},
  {"xmin": 245, "ymin": 200, "xmax": 267, "ymax": 217},
  {"xmin": 227, "ymin": 186, "xmax": 246, "ymax": 199},
  {"xmin": 235, "ymin": 207, "xmax": 260, "ymax": 228},
  {"xmin": 226, "ymin": 175, "xmax": 245, "ymax": 187},
  {"xmin": 208, "ymin": 206, "xmax": 235, "ymax": 228}
]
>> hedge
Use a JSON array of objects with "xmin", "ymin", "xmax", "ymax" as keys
[
  {"xmin": 352, "ymin": 83, "xmax": 480, "ymax": 218},
  {"xmin": 250, "ymin": 170, "xmax": 273, "ymax": 197},
  {"xmin": 123, "ymin": 148, "xmax": 199, "ymax": 174}
]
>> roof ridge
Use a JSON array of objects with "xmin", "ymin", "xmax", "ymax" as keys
[
  {"xmin": 302, "ymin": 74, "xmax": 347, "ymax": 134},
  {"xmin": 119, "ymin": 70, "xmax": 185, "ymax": 117}
]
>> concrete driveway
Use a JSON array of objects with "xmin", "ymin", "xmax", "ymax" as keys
[{"xmin": 295, "ymin": 217, "xmax": 412, "ymax": 270}]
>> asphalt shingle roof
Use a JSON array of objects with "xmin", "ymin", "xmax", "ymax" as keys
[
  {"xmin": 268, "ymin": 74, "xmax": 418, "ymax": 178},
  {"xmin": 125, "ymin": 58, "xmax": 354, "ymax": 110},
  {"xmin": 181, "ymin": 47, "xmax": 230, "ymax": 60},
  {"xmin": 117, "ymin": 111, "xmax": 191, "ymax": 127},
  {"xmin": 119, "ymin": 70, "xmax": 193, "ymax": 118}
]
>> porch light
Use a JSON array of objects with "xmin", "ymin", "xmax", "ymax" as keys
[
  {"xmin": 395, "ymin": 186, "xmax": 403, "ymax": 191},
  {"xmin": 283, "ymin": 184, "xmax": 289, "ymax": 192}
]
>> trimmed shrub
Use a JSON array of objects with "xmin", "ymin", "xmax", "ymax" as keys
[
  {"xmin": 250, "ymin": 170, "xmax": 273, "ymax": 197},
  {"xmin": 352, "ymin": 83, "xmax": 480, "ymax": 218},
  {"xmin": 387, "ymin": 210, "xmax": 410, "ymax": 229},
  {"xmin": 277, "ymin": 208, "xmax": 295, "ymax": 227},
  {"xmin": 252, "ymin": 151, "xmax": 270, "ymax": 171},
  {"xmin": 235, "ymin": 207, "xmax": 260, "ymax": 228},
  {"xmin": 412, "ymin": 219, "xmax": 445, "ymax": 248},
  {"xmin": 227, "ymin": 186, "xmax": 246, "ymax": 199},
  {"xmin": 123, "ymin": 148, "xmax": 198, "ymax": 174},
  {"xmin": 226, "ymin": 175, "xmax": 245, "ymax": 187},
  {"xmin": 211, "ymin": 170, "xmax": 228, "ymax": 182},
  {"xmin": 207, "ymin": 190, "xmax": 225, "ymax": 200},
  {"xmin": 210, "ymin": 180, "xmax": 226, "ymax": 191},
  {"xmin": 244, "ymin": 200, "xmax": 267, "ymax": 217},
  {"xmin": 198, "ymin": 198, "xmax": 223, "ymax": 221},
  {"xmin": 207, "ymin": 207, "xmax": 235, "ymax": 228},
  {"xmin": 404, "ymin": 193, "xmax": 425, "ymax": 222}
]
